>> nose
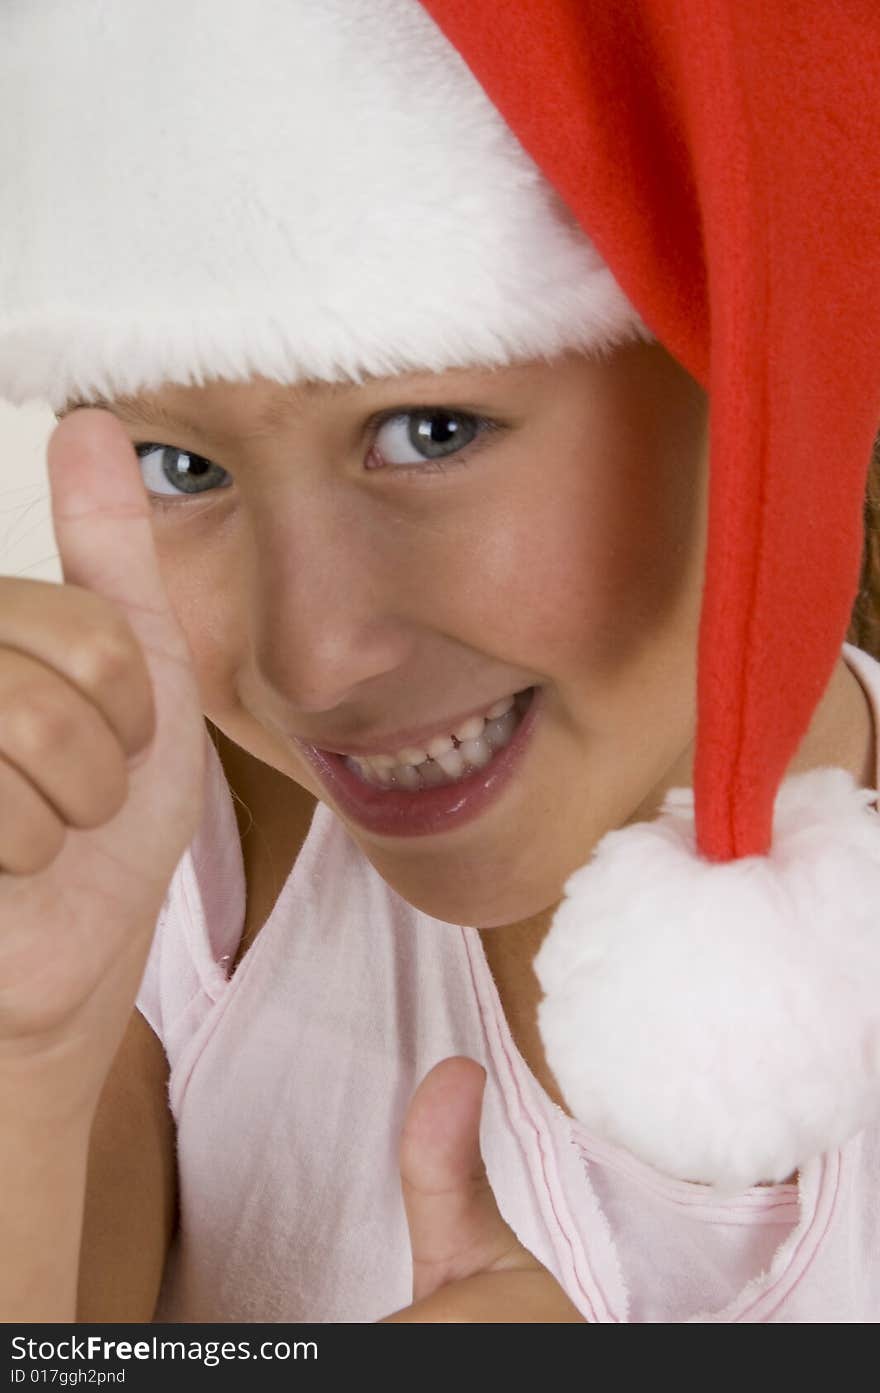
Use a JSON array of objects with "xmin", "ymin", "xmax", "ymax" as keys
[{"xmin": 244, "ymin": 492, "xmax": 413, "ymax": 713}]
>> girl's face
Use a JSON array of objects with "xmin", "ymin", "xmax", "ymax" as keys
[{"xmin": 88, "ymin": 344, "xmax": 710, "ymax": 927}]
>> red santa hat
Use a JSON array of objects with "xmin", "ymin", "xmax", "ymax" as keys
[{"xmin": 2, "ymin": 0, "xmax": 879, "ymax": 1192}]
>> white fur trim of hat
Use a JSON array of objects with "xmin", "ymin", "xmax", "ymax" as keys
[{"xmin": 0, "ymin": 0, "xmax": 651, "ymax": 412}]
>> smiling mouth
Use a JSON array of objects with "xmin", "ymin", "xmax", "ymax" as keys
[
  {"xmin": 336, "ymin": 688, "xmax": 534, "ymax": 791},
  {"xmin": 296, "ymin": 686, "xmax": 541, "ymax": 839}
]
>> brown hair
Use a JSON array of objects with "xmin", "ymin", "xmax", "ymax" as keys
[{"xmin": 847, "ymin": 431, "xmax": 880, "ymax": 661}]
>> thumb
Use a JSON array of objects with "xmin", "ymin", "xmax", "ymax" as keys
[
  {"xmin": 47, "ymin": 408, "xmax": 195, "ymax": 680},
  {"xmin": 44, "ymin": 408, "xmax": 206, "ymax": 893},
  {"xmin": 399, "ymin": 1056, "xmax": 539, "ymax": 1304}
]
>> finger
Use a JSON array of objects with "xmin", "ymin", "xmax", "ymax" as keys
[
  {"xmin": 399, "ymin": 1056, "xmax": 537, "ymax": 1303},
  {"xmin": 47, "ymin": 409, "xmax": 194, "ymax": 705},
  {"xmin": 0, "ymin": 577, "xmax": 155, "ymax": 757},
  {"xmin": 0, "ymin": 757, "xmax": 65, "ymax": 876},
  {"xmin": 0, "ymin": 652, "xmax": 128, "ymax": 831}
]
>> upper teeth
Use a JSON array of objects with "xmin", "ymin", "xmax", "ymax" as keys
[{"xmin": 347, "ymin": 693, "xmax": 519, "ymax": 787}]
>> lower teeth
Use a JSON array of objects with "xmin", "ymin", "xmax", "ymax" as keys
[{"xmin": 345, "ymin": 690, "xmax": 531, "ymax": 791}]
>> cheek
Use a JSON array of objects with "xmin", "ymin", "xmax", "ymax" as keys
[
  {"xmin": 152, "ymin": 516, "xmax": 247, "ymax": 708},
  {"xmin": 414, "ymin": 444, "xmax": 706, "ymax": 678}
]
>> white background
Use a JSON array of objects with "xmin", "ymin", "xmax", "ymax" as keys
[{"xmin": 0, "ymin": 401, "xmax": 62, "ymax": 583}]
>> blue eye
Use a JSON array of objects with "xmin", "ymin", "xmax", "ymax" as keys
[
  {"xmin": 134, "ymin": 443, "xmax": 232, "ymax": 498},
  {"xmin": 371, "ymin": 410, "xmax": 485, "ymax": 468}
]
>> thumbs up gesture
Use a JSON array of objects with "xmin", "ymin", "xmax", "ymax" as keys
[
  {"xmin": 381, "ymin": 1057, "xmax": 586, "ymax": 1323},
  {"xmin": 0, "ymin": 409, "xmax": 207, "ymax": 1116}
]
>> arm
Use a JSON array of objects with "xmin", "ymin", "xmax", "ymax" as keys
[
  {"xmin": 0, "ymin": 1091, "xmax": 92, "ymax": 1323},
  {"xmin": 0, "ymin": 1007, "xmax": 175, "ymax": 1324},
  {"xmin": 77, "ymin": 1007, "xmax": 176, "ymax": 1322}
]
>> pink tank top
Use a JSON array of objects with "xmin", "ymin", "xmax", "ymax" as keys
[{"xmin": 137, "ymin": 643, "xmax": 880, "ymax": 1322}]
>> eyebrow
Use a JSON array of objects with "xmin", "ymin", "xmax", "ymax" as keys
[
  {"xmin": 80, "ymin": 397, "xmax": 220, "ymax": 441},
  {"xmin": 61, "ymin": 380, "xmax": 359, "ymax": 445},
  {"xmin": 60, "ymin": 365, "xmax": 515, "ymax": 441}
]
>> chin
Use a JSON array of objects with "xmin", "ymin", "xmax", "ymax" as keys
[{"xmin": 372, "ymin": 860, "xmax": 557, "ymax": 930}]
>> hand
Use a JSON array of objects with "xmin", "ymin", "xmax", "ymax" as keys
[
  {"xmin": 0, "ymin": 410, "xmax": 207, "ymax": 1117},
  {"xmin": 381, "ymin": 1056, "xmax": 586, "ymax": 1323}
]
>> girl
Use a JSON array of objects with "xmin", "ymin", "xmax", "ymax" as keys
[{"xmin": 1, "ymin": 0, "xmax": 879, "ymax": 1323}]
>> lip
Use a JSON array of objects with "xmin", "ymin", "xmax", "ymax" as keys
[{"xmin": 294, "ymin": 687, "xmax": 542, "ymax": 838}]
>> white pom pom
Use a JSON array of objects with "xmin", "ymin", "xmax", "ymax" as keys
[{"xmin": 534, "ymin": 768, "xmax": 880, "ymax": 1193}]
